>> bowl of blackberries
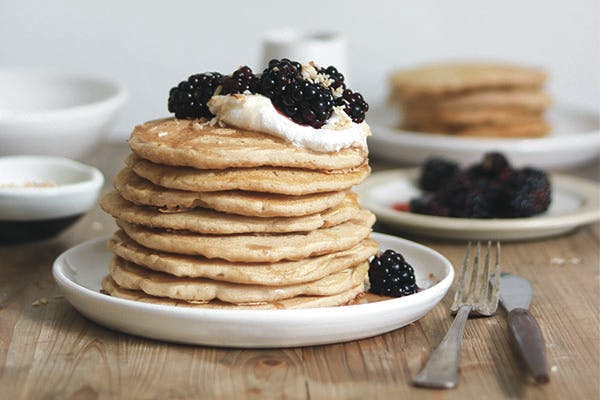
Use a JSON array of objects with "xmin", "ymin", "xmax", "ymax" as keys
[{"xmin": 408, "ymin": 152, "xmax": 551, "ymax": 219}]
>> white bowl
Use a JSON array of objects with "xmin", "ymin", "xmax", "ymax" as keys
[
  {"xmin": 0, "ymin": 69, "xmax": 127, "ymax": 159},
  {"xmin": 0, "ymin": 155, "xmax": 104, "ymax": 243}
]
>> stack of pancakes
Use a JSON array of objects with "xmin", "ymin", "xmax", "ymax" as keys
[
  {"xmin": 100, "ymin": 118, "xmax": 378, "ymax": 309},
  {"xmin": 389, "ymin": 62, "xmax": 552, "ymax": 137}
]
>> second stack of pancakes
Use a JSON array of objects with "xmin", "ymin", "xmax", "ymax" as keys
[
  {"xmin": 100, "ymin": 118, "xmax": 378, "ymax": 309},
  {"xmin": 389, "ymin": 62, "xmax": 552, "ymax": 138}
]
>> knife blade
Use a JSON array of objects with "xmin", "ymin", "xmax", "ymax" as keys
[{"xmin": 499, "ymin": 273, "xmax": 550, "ymax": 383}]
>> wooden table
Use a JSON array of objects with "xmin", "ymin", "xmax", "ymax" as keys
[{"xmin": 1, "ymin": 142, "xmax": 599, "ymax": 399}]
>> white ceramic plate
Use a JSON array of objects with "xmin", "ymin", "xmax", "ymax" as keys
[
  {"xmin": 368, "ymin": 104, "xmax": 600, "ymax": 169},
  {"xmin": 356, "ymin": 169, "xmax": 600, "ymax": 241},
  {"xmin": 52, "ymin": 233, "xmax": 454, "ymax": 348}
]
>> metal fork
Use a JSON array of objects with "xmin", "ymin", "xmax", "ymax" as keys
[{"xmin": 413, "ymin": 241, "xmax": 501, "ymax": 389}]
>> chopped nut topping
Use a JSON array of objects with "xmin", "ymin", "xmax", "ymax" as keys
[
  {"xmin": 1, "ymin": 181, "xmax": 58, "ymax": 188},
  {"xmin": 31, "ymin": 297, "xmax": 49, "ymax": 307}
]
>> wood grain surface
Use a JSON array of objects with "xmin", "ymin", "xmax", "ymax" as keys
[{"xmin": 0, "ymin": 142, "xmax": 598, "ymax": 400}]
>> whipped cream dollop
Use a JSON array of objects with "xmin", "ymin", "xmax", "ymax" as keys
[{"xmin": 207, "ymin": 94, "xmax": 370, "ymax": 152}]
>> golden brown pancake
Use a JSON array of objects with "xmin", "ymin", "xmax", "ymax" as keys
[
  {"xmin": 108, "ymin": 230, "xmax": 379, "ymax": 285},
  {"xmin": 102, "ymin": 276, "xmax": 364, "ymax": 310},
  {"xmin": 114, "ymin": 168, "xmax": 347, "ymax": 216},
  {"xmin": 109, "ymin": 256, "xmax": 369, "ymax": 303},
  {"xmin": 128, "ymin": 118, "xmax": 367, "ymax": 171},
  {"xmin": 116, "ymin": 210, "xmax": 376, "ymax": 262},
  {"xmin": 126, "ymin": 154, "xmax": 371, "ymax": 196},
  {"xmin": 100, "ymin": 191, "xmax": 359, "ymax": 234}
]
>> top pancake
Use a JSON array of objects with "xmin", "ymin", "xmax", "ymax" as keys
[
  {"xmin": 390, "ymin": 62, "xmax": 547, "ymax": 97},
  {"xmin": 129, "ymin": 118, "xmax": 368, "ymax": 171}
]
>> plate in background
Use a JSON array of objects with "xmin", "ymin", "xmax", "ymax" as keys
[
  {"xmin": 53, "ymin": 233, "xmax": 454, "ymax": 348},
  {"xmin": 355, "ymin": 169, "xmax": 600, "ymax": 241},
  {"xmin": 368, "ymin": 104, "xmax": 600, "ymax": 170}
]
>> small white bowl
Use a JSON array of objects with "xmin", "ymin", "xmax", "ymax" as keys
[
  {"xmin": 0, "ymin": 68, "xmax": 127, "ymax": 159},
  {"xmin": 0, "ymin": 155, "xmax": 104, "ymax": 243}
]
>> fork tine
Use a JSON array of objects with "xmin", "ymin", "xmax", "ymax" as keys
[
  {"xmin": 451, "ymin": 242, "xmax": 471, "ymax": 309},
  {"xmin": 478, "ymin": 241, "xmax": 492, "ymax": 303},
  {"xmin": 490, "ymin": 242, "xmax": 502, "ymax": 303},
  {"xmin": 466, "ymin": 242, "xmax": 481, "ymax": 303}
]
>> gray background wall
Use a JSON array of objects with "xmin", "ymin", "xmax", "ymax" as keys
[{"xmin": 1, "ymin": 0, "xmax": 598, "ymax": 137}]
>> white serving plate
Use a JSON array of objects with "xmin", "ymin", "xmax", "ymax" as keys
[
  {"xmin": 355, "ymin": 169, "xmax": 600, "ymax": 241},
  {"xmin": 368, "ymin": 104, "xmax": 600, "ymax": 169},
  {"xmin": 52, "ymin": 233, "xmax": 454, "ymax": 348}
]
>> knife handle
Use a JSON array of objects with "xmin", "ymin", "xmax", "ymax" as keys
[{"xmin": 507, "ymin": 308, "xmax": 550, "ymax": 383}]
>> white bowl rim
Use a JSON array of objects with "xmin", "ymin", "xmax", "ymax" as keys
[
  {"xmin": 0, "ymin": 67, "xmax": 127, "ymax": 122},
  {"xmin": 0, "ymin": 155, "xmax": 104, "ymax": 197}
]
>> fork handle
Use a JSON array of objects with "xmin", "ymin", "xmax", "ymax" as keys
[
  {"xmin": 413, "ymin": 305, "xmax": 471, "ymax": 389},
  {"xmin": 508, "ymin": 308, "xmax": 550, "ymax": 383}
]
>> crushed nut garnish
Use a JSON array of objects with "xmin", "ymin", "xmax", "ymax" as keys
[
  {"xmin": 1, "ymin": 181, "xmax": 58, "ymax": 188},
  {"xmin": 32, "ymin": 297, "xmax": 49, "ymax": 307},
  {"xmin": 551, "ymin": 257, "xmax": 582, "ymax": 266},
  {"xmin": 193, "ymin": 121, "xmax": 209, "ymax": 130},
  {"xmin": 301, "ymin": 62, "xmax": 335, "ymax": 90}
]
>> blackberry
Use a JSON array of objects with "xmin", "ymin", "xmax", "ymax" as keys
[
  {"xmin": 419, "ymin": 157, "xmax": 460, "ymax": 191},
  {"xmin": 409, "ymin": 196, "xmax": 450, "ymax": 217},
  {"xmin": 168, "ymin": 72, "xmax": 223, "ymax": 119},
  {"xmin": 409, "ymin": 152, "xmax": 552, "ymax": 219},
  {"xmin": 439, "ymin": 174, "xmax": 497, "ymax": 218},
  {"xmin": 259, "ymin": 59, "xmax": 334, "ymax": 128},
  {"xmin": 468, "ymin": 152, "xmax": 511, "ymax": 181},
  {"xmin": 499, "ymin": 167, "xmax": 551, "ymax": 217},
  {"xmin": 318, "ymin": 65, "xmax": 369, "ymax": 123},
  {"xmin": 368, "ymin": 249, "xmax": 418, "ymax": 297},
  {"xmin": 259, "ymin": 58, "xmax": 302, "ymax": 98},
  {"xmin": 319, "ymin": 65, "xmax": 346, "ymax": 90},
  {"xmin": 221, "ymin": 65, "xmax": 260, "ymax": 95},
  {"xmin": 336, "ymin": 89, "xmax": 369, "ymax": 124}
]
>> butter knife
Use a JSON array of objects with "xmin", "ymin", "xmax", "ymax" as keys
[{"xmin": 499, "ymin": 273, "xmax": 549, "ymax": 383}]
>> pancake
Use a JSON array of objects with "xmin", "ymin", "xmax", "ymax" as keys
[
  {"xmin": 116, "ymin": 210, "xmax": 376, "ymax": 262},
  {"xmin": 402, "ymin": 107, "xmax": 543, "ymax": 126},
  {"xmin": 108, "ymin": 230, "xmax": 379, "ymax": 285},
  {"xmin": 390, "ymin": 62, "xmax": 547, "ymax": 97},
  {"xmin": 405, "ymin": 119, "xmax": 550, "ymax": 138},
  {"xmin": 102, "ymin": 275, "xmax": 364, "ymax": 309},
  {"xmin": 128, "ymin": 118, "xmax": 367, "ymax": 171},
  {"xmin": 114, "ymin": 168, "xmax": 347, "ymax": 216},
  {"xmin": 126, "ymin": 155, "xmax": 371, "ymax": 196},
  {"xmin": 100, "ymin": 191, "xmax": 359, "ymax": 234},
  {"xmin": 402, "ymin": 89, "xmax": 551, "ymax": 111},
  {"xmin": 109, "ymin": 256, "xmax": 369, "ymax": 303}
]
